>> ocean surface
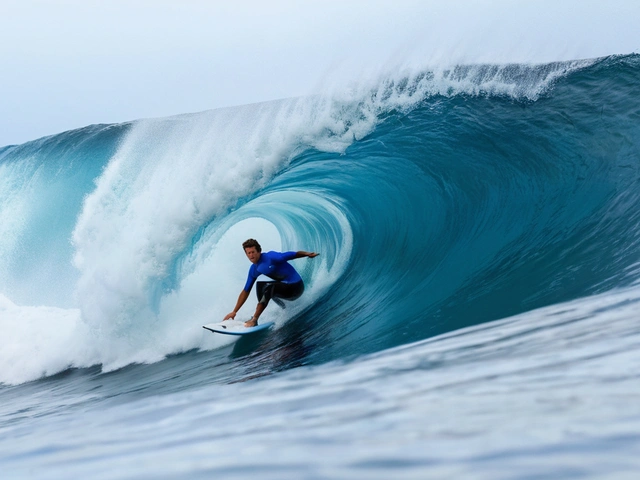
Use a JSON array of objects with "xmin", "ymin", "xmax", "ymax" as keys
[{"xmin": 1, "ymin": 54, "xmax": 640, "ymax": 478}]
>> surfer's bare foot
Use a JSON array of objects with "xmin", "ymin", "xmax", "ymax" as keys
[{"xmin": 244, "ymin": 317, "xmax": 257, "ymax": 328}]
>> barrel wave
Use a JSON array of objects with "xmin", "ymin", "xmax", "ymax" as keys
[{"xmin": 1, "ymin": 54, "xmax": 639, "ymax": 385}]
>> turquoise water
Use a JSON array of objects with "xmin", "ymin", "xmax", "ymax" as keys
[{"xmin": 1, "ymin": 55, "xmax": 640, "ymax": 478}]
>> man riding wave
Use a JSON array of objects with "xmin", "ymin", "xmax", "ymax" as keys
[{"xmin": 224, "ymin": 238, "xmax": 319, "ymax": 327}]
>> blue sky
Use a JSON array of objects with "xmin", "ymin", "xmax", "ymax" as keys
[{"xmin": 1, "ymin": 0, "xmax": 638, "ymax": 147}]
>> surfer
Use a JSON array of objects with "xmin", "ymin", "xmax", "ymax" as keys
[{"xmin": 224, "ymin": 238, "xmax": 319, "ymax": 327}]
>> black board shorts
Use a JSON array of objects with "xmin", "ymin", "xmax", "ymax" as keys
[{"xmin": 256, "ymin": 280, "xmax": 304, "ymax": 306}]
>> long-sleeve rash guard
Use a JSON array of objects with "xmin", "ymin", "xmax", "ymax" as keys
[{"xmin": 243, "ymin": 251, "xmax": 303, "ymax": 292}]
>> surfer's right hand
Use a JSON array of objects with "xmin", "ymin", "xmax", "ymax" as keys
[{"xmin": 223, "ymin": 312, "xmax": 236, "ymax": 321}]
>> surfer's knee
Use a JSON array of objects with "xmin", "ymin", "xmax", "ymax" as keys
[{"xmin": 259, "ymin": 283, "xmax": 275, "ymax": 306}]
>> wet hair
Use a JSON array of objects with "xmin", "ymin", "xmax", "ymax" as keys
[{"xmin": 242, "ymin": 238, "xmax": 262, "ymax": 252}]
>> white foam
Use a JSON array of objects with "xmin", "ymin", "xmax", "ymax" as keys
[{"xmin": 0, "ymin": 294, "xmax": 97, "ymax": 384}]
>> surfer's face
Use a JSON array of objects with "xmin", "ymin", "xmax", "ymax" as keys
[{"xmin": 244, "ymin": 247, "xmax": 261, "ymax": 264}]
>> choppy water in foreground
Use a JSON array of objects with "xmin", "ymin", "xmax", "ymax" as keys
[{"xmin": 3, "ymin": 288, "xmax": 640, "ymax": 478}]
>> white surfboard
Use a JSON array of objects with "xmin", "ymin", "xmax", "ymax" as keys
[{"xmin": 202, "ymin": 319, "xmax": 275, "ymax": 336}]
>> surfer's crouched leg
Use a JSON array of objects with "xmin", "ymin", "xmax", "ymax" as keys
[{"xmin": 256, "ymin": 281, "xmax": 304, "ymax": 309}]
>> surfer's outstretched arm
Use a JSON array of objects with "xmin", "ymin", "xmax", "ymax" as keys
[
  {"xmin": 224, "ymin": 289, "xmax": 250, "ymax": 320},
  {"xmin": 293, "ymin": 251, "xmax": 319, "ymax": 259}
]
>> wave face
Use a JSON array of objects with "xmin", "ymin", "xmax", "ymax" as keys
[{"xmin": 1, "ymin": 55, "xmax": 639, "ymax": 384}]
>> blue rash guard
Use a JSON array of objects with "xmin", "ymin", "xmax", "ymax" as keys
[{"xmin": 243, "ymin": 251, "xmax": 303, "ymax": 292}]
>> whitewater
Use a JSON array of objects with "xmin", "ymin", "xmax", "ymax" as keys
[{"xmin": 2, "ymin": 53, "xmax": 640, "ymax": 478}]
